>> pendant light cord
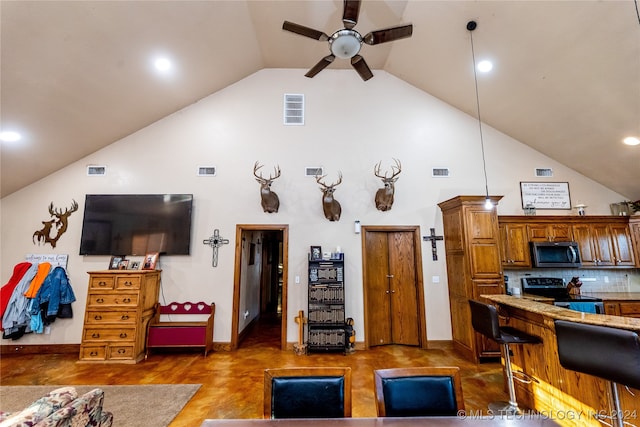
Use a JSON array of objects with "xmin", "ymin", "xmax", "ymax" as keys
[{"xmin": 469, "ymin": 24, "xmax": 490, "ymax": 200}]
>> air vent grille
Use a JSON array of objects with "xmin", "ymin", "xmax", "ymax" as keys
[
  {"xmin": 535, "ymin": 168, "xmax": 553, "ymax": 177},
  {"xmin": 305, "ymin": 167, "xmax": 323, "ymax": 177},
  {"xmin": 432, "ymin": 168, "xmax": 450, "ymax": 177},
  {"xmin": 284, "ymin": 94, "xmax": 304, "ymax": 125},
  {"xmin": 86, "ymin": 165, "xmax": 106, "ymax": 176},
  {"xmin": 198, "ymin": 166, "xmax": 216, "ymax": 176}
]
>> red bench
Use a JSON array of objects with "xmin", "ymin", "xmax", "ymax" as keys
[{"xmin": 146, "ymin": 301, "xmax": 215, "ymax": 357}]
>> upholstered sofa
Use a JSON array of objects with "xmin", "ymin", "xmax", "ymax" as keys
[{"xmin": 0, "ymin": 386, "xmax": 113, "ymax": 427}]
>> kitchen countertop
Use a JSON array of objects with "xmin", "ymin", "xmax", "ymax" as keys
[
  {"xmin": 580, "ymin": 291, "xmax": 640, "ymax": 301},
  {"xmin": 483, "ymin": 294, "xmax": 640, "ymax": 332}
]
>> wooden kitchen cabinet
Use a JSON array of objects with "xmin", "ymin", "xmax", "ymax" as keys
[
  {"xmin": 79, "ymin": 270, "xmax": 161, "ymax": 363},
  {"xmin": 610, "ymin": 222, "xmax": 636, "ymax": 266},
  {"xmin": 439, "ymin": 195, "xmax": 504, "ymax": 362},
  {"xmin": 604, "ymin": 301, "xmax": 640, "ymax": 319},
  {"xmin": 527, "ymin": 223, "xmax": 572, "ymax": 242},
  {"xmin": 631, "ymin": 218, "xmax": 640, "ymax": 267},
  {"xmin": 499, "ymin": 222, "xmax": 531, "ymax": 268},
  {"xmin": 572, "ymin": 220, "xmax": 634, "ymax": 267}
]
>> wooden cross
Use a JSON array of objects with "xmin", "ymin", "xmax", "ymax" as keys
[
  {"xmin": 423, "ymin": 227, "xmax": 444, "ymax": 261},
  {"xmin": 202, "ymin": 229, "xmax": 229, "ymax": 267}
]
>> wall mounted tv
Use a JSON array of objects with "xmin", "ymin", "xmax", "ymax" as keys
[{"xmin": 79, "ymin": 194, "xmax": 193, "ymax": 256}]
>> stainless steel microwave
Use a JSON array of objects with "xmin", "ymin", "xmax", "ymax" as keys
[{"xmin": 530, "ymin": 241, "xmax": 582, "ymax": 268}]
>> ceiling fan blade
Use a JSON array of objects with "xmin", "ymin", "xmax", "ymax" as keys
[
  {"xmin": 305, "ymin": 55, "xmax": 335, "ymax": 78},
  {"xmin": 342, "ymin": 0, "xmax": 361, "ymax": 29},
  {"xmin": 351, "ymin": 55, "xmax": 373, "ymax": 81},
  {"xmin": 363, "ymin": 24, "xmax": 413, "ymax": 45},
  {"xmin": 283, "ymin": 21, "xmax": 329, "ymax": 41}
]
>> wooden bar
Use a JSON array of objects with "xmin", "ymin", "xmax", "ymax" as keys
[{"xmin": 483, "ymin": 294, "xmax": 640, "ymax": 427}]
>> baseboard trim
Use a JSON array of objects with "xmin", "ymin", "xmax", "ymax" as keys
[{"xmin": 1, "ymin": 344, "xmax": 80, "ymax": 356}]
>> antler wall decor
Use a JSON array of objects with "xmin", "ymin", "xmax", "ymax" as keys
[
  {"xmin": 374, "ymin": 158, "xmax": 402, "ymax": 211},
  {"xmin": 253, "ymin": 161, "xmax": 281, "ymax": 213},
  {"xmin": 33, "ymin": 200, "xmax": 78, "ymax": 248},
  {"xmin": 316, "ymin": 172, "xmax": 343, "ymax": 221}
]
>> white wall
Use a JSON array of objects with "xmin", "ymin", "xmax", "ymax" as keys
[{"xmin": 0, "ymin": 69, "xmax": 628, "ymax": 346}]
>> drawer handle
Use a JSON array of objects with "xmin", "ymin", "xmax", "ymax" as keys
[
  {"xmin": 120, "ymin": 333, "xmax": 127, "ymax": 338},
  {"xmin": 94, "ymin": 315, "xmax": 103, "ymax": 320},
  {"xmin": 123, "ymin": 281, "xmax": 133, "ymax": 287},
  {"xmin": 96, "ymin": 298, "xmax": 104, "ymax": 303},
  {"xmin": 122, "ymin": 298, "xmax": 131, "ymax": 303},
  {"xmin": 118, "ymin": 349, "xmax": 126, "ymax": 354},
  {"xmin": 98, "ymin": 281, "xmax": 107, "ymax": 287},
  {"xmin": 90, "ymin": 351, "xmax": 98, "ymax": 356},
  {"xmin": 92, "ymin": 333, "xmax": 100, "ymax": 338},
  {"xmin": 121, "ymin": 315, "xmax": 129, "ymax": 320}
]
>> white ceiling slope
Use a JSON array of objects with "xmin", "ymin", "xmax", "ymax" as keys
[{"xmin": 1, "ymin": 1, "xmax": 639, "ymax": 200}]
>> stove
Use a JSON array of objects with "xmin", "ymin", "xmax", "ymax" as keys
[{"xmin": 521, "ymin": 277, "xmax": 605, "ymax": 314}]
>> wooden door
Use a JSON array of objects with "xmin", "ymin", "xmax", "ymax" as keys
[{"xmin": 363, "ymin": 228, "xmax": 424, "ymax": 348}]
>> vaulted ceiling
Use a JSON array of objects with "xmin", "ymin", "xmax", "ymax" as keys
[{"xmin": 2, "ymin": 1, "xmax": 639, "ymax": 200}]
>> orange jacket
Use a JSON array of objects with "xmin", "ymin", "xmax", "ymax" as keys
[{"xmin": 23, "ymin": 262, "xmax": 52, "ymax": 298}]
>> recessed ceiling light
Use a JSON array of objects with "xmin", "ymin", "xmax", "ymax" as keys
[
  {"xmin": 154, "ymin": 57, "xmax": 172, "ymax": 72},
  {"xmin": 623, "ymin": 136, "xmax": 640, "ymax": 146},
  {"xmin": 0, "ymin": 131, "xmax": 21, "ymax": 142},
  {"xmin": 477, "ymin": 60, "xmax": 493, "ymax": 72}
]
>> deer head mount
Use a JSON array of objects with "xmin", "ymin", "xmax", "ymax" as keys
[
  {"xmin": 253, "ymin": 161, "xmax": 281, "ymax": 213},
  {"xmin": 33, "ymin": 200, "xmax": 79, "ymax": 248},
  {"xmin": 316, "ymin": 172, "xmax": 343, "ymax": 221},
  {"xmin": 374, "ymin": 158, "xmax": 402, "ymax": 211}
]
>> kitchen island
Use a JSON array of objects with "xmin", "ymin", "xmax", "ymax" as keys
[{"xmin": 482, "ymin": 294, "xmax": 639, "ymax": 427}]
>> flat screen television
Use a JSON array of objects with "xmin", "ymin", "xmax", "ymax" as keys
[{"xmin": 79, "ymin": 194, "xmax": 193, "ymax": 256}]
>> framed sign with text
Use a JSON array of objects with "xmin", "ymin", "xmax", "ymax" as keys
[{"xmin": 520, "ymin": 182, "xmax": 571, "ymax": 210}]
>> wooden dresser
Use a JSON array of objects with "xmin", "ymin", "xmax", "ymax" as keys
[{"xmin": 79, "ymin": 270, "xmax": 161, "ymax": 363}]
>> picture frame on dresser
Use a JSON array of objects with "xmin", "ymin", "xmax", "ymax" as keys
[
  {"xmin": 310, "ymin": 246, "xmax": 322, "ymax": 261},
  {"xmin": 142, "ymin": 252, "xmax": 159, "ymax": 270},
  {"xmin": 108, "ymin": 256, "xmax": 123, "ymax": 270}
]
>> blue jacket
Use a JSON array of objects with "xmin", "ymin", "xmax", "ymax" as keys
[{"xmin": 30, "ymin": 266, "xmax": 76, "ymax": 318}]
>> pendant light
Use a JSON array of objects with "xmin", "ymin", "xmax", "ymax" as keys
[{"xmin": 467, "ymin": 20, "xmax": 493, "ymax": 210}]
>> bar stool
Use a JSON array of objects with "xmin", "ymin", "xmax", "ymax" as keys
[
  {"xmin": 468, "ymin": 299, "xmax": 541, "ymax": 414},
  {"xmin": 554, "ymin": 320, "xmax": 640, "ymax": 427}
]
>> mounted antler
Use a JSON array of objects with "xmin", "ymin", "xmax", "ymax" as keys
[
  {"xmin": 253, "ymin": 161, "xmax": 281, "ymax": 213},
  {"xmin": 316, "ymin": 172, "xmax": 343, "ymax": 221},
  {"xmin": 33, "ymin": 199, "xmax": 78, "ymax": 248},
  {"xmin": 374, "ymin": 158, "xmax": 401, "ymax": 211}
]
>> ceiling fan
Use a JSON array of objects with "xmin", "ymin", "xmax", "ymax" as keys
[{"xmin": 282, "ymin": 0, "xmax": 413, "ymax": 81}]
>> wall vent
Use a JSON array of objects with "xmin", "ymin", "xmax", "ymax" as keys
[
  {"xmin": 284, "ymin": 94, "xmax": 304, "ymax": 125},
  {"xmin": 432, "ymin": 168, "xmax": 450, "ymax": 177},
  {"xmin": 535, "ymin": 168, "xmax": 553, "ymax": 177},
  {"xmin": 86, "ymin": 165, "xmax": 106, "ymax": 176},
  {"xmin": 197, "ymin": 166, "xmax": 216, "ymax": 177},
  {"xmin": 305, "ymin": 167, "xmax": 323, "ymax": 177}
]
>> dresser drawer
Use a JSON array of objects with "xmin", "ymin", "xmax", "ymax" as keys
[
  {"xmin": 85, "ymin": 310, "xmax": 137, "ymax": 324},
  {"xmin": 108, "ymin": 345, "xmax": 134, "ymax": 360},
  {"xmin": 115, "ymin": 276, "xmax": 141, "ymax": 290},
  {"xmin": 83, "ymin": 327, "xmax": 136, "ymax": 342},
  {"xmin": 87, "ymin": 293, "xmax": 139, "ymax": 307},
  {"xmin": 89, "ymin": 276, "xmax": 115, "ymax": 290},
  {"xmin": 80, "ymin": 345, "xmax": 107, "ymax": 360}
]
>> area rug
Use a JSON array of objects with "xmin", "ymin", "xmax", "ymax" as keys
[{"xmin": 0, "ymin": 384, "xmax": 201, "ymax": 427}]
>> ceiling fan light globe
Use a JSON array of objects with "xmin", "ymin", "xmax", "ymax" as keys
[{"xmin": 330, "ymin": 30, "xmax": 362, "ymax": 59}]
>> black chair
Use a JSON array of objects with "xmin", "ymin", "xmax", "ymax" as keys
[
  {"xmin": 468, "ymin": 299, "xmax": 541, "ymax": 414},
  {"xmin": 555, "ymin": 320, "xmax": 640, "ymax": 427},
  {"xmin": 263, "ymin": 367, "xmax": 351, "ymax": 419},
  {"xmin": 373, "ymin": 366, "xmax": 465, "ymax": 417}
]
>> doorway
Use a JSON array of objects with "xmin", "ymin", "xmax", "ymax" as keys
[
  {"xmin": 361, "ymin": 225, "xmax": 427, "ymax": 349},
  {"xmin": 231, "ymin": 224, "xmax": 289, "ymax": 350}
]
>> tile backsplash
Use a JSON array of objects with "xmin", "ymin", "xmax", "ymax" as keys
[{"xmin": 505, "ymin": 269, "xmax": 640, "ymax": 293}]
